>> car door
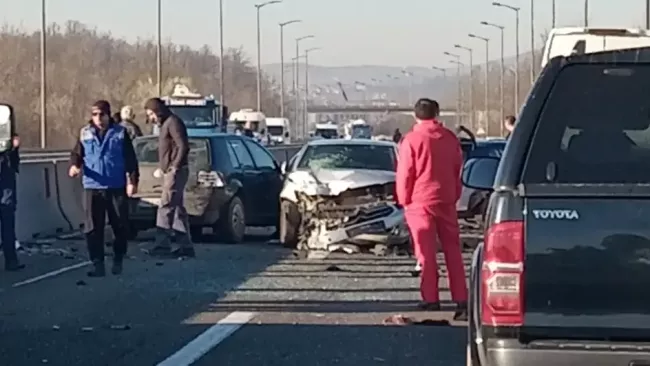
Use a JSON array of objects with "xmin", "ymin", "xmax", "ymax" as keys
[
  {"xmin": 242, "ymin": 138, "xmax": 283, "ymax": 225},
  {"xmin": 225, "ymin": 136, "xmax": 264, "ymax": 224}
]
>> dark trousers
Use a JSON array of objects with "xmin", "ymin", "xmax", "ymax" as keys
[
  {"xmin": 83, "ymin": 188, "xmax": 129, "ymax": 263},
  {"xmin": 0, "ymin": 174, "xmax": 18, "ymax": 265}
]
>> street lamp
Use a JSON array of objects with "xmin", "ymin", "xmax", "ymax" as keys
[
  {"xmin": 584, "ymin": 0, "xmax": 589, "ymax": 27},
  {"xmin": 552, "ymin": 0, "xmax": 556, "ymax": 28},
  {"xmin": 481, "ymin": 21, "xmax": 506, "ymax": 133},
  {"xmin": 295, "ymin": 35, "xmax": 314, "ymax": 137},
  {"xmin": 492, "ymin": 1, "xmax": 520, "ymax": 114},
  {"xmin": 40, "ymin": 0, "xmax": 47, "ymax": 148},
  {"xmin": 279, "ymin": 19, "xmax": 301, "ymax": 119},
  {"xmin": 401, "ymin": 69, "xmax": 413, "ymax": 105},
  {"xmin": 454, "ymin": 44, "xmax": 474, "ymax": 129},
  {"xmin": 304, "ymin": 47, "xmax": 321, "ymax": 136},
  {"xmin": 529, "ymin": 0, "xmax": 536, "ymax": 80},
  {"xmin": 156, "ymin": 0, "xmax": 162, "ymax": 97},
  {"xmin": 219, "ymin": 0, "xmax": 224, "ymax": 112},
  {"xmin": 444, "ymin": 52, "xmax": 462, "ymax": 126},
  {"xmin": 469, "ymin": 33, "xmax": 490, "ymax": 136},
  {"xmin": 431, "ymin": 66, "xmax": 446, "ymax": 77},
  {"xmin": 255, "ymin": 0, "xmax": 282, "ymax": 112}
]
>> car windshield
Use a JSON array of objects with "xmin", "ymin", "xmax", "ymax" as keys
[
  {"xmin": 351, "ymin": 125, "xmax": 371, "ymax": 138},
  {"xmin": 267, "ymin": 126, "xmax": 284, "ymax": 136},
  {"xmin": 315, "ymin": 128, "xmax": 338, "ymax": 139},
  {"xmin": 169, "ymin": 106, "xmax": 215, "ymax": 127},
  {"xmin": 297, "ymin": 144, "xmax": 396, "ymax": 171}
]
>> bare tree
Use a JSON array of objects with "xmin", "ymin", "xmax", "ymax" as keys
[{"xmin": 0, "ymin": 21, "xmax": 282, "ymax": 148}]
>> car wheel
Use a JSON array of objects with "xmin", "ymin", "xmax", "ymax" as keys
[
  {"xmin": 279, "ymin": 200, "xmax": 300, "ymax": 248},
  {"xmin": 217, "ymin": 196, "xmax": 246, "ymax": 244}
]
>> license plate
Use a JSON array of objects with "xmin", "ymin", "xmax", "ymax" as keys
[
  {"xmin": 139, "ymin": 197, "xmax": 161, "ymax": 207},
  {"xmin": 346, "ymin": 221, "xmax": 386, "ymax": 237}
]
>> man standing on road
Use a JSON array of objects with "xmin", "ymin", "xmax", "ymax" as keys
[
  {"xmin": 143, "ymin": 98, "xmax": 194, "ymax": 258},
  {"xmin": 396, "ymin": 98, "xmax": 468, "ymax": 320},
  {"xmin": 120, "ymin": 105, "xmax": 143, "ymax": 140},
  {"xmin": 69, "ymin": 100, "xmax": 139, "ymax": 277},
  {"xmin": 504, "ymin": 115, "xmax": 516, "ymax": 139},
  {"xmin": 0, "ymin": 133, "xmax": 24, "ymax": 272}
]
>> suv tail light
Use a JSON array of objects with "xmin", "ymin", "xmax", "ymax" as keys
[
  {"xmin": 481, "ymin": 221, "xmax": 524, "ymax": 327},
  {"xmin": 197, "ymin": 171, "xmax": 225, "ymax": 188}
]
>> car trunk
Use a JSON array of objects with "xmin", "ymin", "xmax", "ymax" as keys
[
  {"xmin": 134, "ymin": 163, "xmax": 214, "ymax": 218},
  {"xmin": 523, "ymin": 187, "xmax": 650, "ymax": 340}
]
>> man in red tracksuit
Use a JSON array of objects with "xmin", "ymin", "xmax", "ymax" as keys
[{"xmin": 396, "ymin": 98, "xmax": 468, "ymax": 320}]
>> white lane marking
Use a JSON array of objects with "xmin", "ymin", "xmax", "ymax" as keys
[
  {"xmin": 12, "ymin": 261, "xmax": 92, "ymax": 288},
  {"xmin": 156, "ymin": 311, "xmax": 257, "ymax": 366}
]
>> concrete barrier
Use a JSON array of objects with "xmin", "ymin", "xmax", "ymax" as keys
[{"xmin": 15, "ymin": 143, "xmax": 305, "ymax": 241}]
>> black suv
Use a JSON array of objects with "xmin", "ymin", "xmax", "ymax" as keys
[
  {"xmin": 130, "ymin": 132, "xmax": 283, "ymax": 243},
  {"xmin": 463, "ymin": 48, "xmax": 650, "ymax": 366}
]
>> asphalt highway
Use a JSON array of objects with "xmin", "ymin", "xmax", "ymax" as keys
[{"xmin": 0, "ymin": 229, "xmax": 472, "ymax": 366}]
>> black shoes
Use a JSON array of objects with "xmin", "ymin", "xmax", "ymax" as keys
[
  {"xmin": 416, "ymin": 301, "xmax": 469, "ymax": 321},
  {"xmin": 453, "ymin": 302, "xmax": 468, "ymax": 321},
  {"xmin": 87, "ymin": 262, "xmax": 106, "ymax": 277},
  {"xmin": 5, "ymin": 261, "xmax": 25, "ymax": 272},
  {"xmin": 172, "ymin": 247, "xmax": 195, "ymax": 258},
  {"xmin": 87, "ymin": 258, "xmax": 124, "ymax": 277},
  {"xmin": 111, "ymin": 259, "xmax": 123, "ymax": 275}
]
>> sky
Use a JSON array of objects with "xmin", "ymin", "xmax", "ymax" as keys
[{"xmin": 0, "ymin": 0, "xmax": 645, "ymax": 67}]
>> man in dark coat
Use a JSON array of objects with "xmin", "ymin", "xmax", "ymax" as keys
[{"xmin": 143, "ymin": 98, "xmax": 194, "ymax": 258}]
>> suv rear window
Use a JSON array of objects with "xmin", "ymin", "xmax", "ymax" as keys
[
  {"xmin": 134, "ymin": 137, "xmax": 210, "ymax": 167},
  {"xmin": 524, "ymin": 63, "xmax": 650, "ymax": 184}
]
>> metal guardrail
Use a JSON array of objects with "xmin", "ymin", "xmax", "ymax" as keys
[{"xmin": 20, "ymin": 143, "xmax": 306, "ymax": 163}]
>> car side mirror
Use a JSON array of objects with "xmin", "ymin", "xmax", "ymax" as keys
[
  {"xmin": 284, "ymin": 132, "xmax": 289, "ymax": 138},
  {"xmin": 462, "ymin": 157, "xmax": 500, "ymax": 190},
  {"xmin": 280, "ymin": 161, "xmax": 288, "ymax": 175}
]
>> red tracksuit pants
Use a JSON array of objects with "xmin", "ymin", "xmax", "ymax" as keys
[{"xmin": 405, "ymin": 204, "xmax": 468, "ymax": 303}]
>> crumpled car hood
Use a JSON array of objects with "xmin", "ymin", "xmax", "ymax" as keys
[{"xmin": 289, "ymin": 169, "xmax": 395, "ymax": 196}]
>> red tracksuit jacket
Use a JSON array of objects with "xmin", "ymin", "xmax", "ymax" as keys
[{"xmin": 396, "ymin": 119, "xmax": 462, "ymax": 208}]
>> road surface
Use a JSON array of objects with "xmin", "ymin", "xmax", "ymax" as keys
[{"xmin": 0, "ymin": 230, "xmax": 470, "ymax": 366}]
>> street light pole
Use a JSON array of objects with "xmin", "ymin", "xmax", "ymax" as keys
[
  {"xmin": 530, "ymin": 0, "xmax": 535, "ymax": 80},
  {"xmin": 156, "ymin": 0, "xmax": 162, "ymax": 96},
  {"xmin": 279, "ymin": 20, "xmax": 301, "ymax": 119},
  {"xmin": 255, "ymin": 0, "xmax": 282, "ymax": 112},
  {"xmin": 647, "ymin": 0, "xmax": 649, "ymax": 29},
  {"xmin": 219, "ymin": 0, "xmax": 224, "ymax": 113},
  {"xmin": 469, "ymin": 34, "xmax": 490, "ymax": 136},
  {"xmin": 295, "ymin": 35, "xmax": 314, "ymax": 138},
  {"xmin": 584, "ymin": 0, "xmax": 588, "ymax": 27},
  {"xmin": 493, "ymin": 2, "xmax": 520, "ymax": 114},
  {"xmin": 481, "ymin": 21, "xmax": 506, "ymax": 134},
  {"xmin": 40, "ymin": 0, "xmax": 47, "ymax": 148},
  {"xmin": 304, "ymin": 47, "xmax": 321, "ymax": 136},
  {"xmin": 444, "ymin": 52, "xmax": 462, "ymax": 126},
  {"xmin": 454, "ymin": 45, "xmax": 474, "ymax": 129},
  {"xmin": 552, "ymin": 0, "xmax": 556, "ymax": 28}
]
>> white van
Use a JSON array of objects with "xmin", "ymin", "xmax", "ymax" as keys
[
  {"xmin": 228, "ymin": 109, "xmax": 268, "ymax": 144},
  {"xmin": 265, "ymin": 117, "xmax": 290, "ymax": 144},
  {"xmin": 541, "ymin": 27, "xmax": 650, "ymax": 68}
]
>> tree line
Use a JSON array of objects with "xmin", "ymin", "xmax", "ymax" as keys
[{"xmin": 0, "ymin": 21, "xmax": 281, "ymax": 149}]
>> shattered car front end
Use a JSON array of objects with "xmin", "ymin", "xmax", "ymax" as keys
[{"xmin": 289, "ymin": 170, "xmax": 409, "ymax": 254}]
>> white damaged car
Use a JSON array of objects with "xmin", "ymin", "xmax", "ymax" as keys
[{"xmin": 278, "ymin": 139, "xmax": 409, "ymax": 255}]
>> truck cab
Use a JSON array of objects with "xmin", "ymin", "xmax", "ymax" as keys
[
  {"xmin": 228, "ymin": 109, "xmax": 268, "ymax": 145},
  {"xmin": 344, "ymin": 119, "xmax": 372, "ymax": 139},
  {"xmin": 312, "ymin": 121, "xmax": 339, "ymax": 139},
  {"xmin": 265, "ymin": 117, "xmax": 290, "ymax": 144},
  {"xmin": 153, "ymin": 84, "xmax": 226, "ymax": 135}
]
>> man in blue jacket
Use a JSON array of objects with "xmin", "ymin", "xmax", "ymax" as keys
[
  {"xmin": 69, "ymin": 100, "xmax": 139, "ymax": 277},
  {"xmin": 0, "ymin": 133, "xmax": 23, "ymax": 271}
]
